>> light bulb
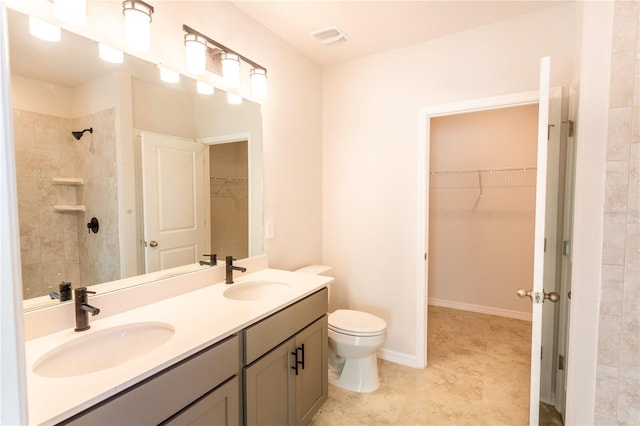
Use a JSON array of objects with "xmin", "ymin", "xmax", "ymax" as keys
[
  {"xmin": 98, "ymin": 44, "xmax": 124, "ymax": 64},
  {"xmin": 221, "ymin": 52, "xmax": 240, "ymax": 89},
  {"xmin": 123, "ymin": 0, "xmax": 153, "ymax": 52},
  {"xmin": 250, "ymin": 68, "xmax": 267, "ymax": 100},
  {"xmin": 197, "ymin": 81, "xmax": 214, "ymax": 95},
  {"xmin": 29, "ymin": 17, "xmax": 61, "ymax": 42},
  {"xmin": 227, "ymin": 92, "xmax": 243, "ymax": 105},
  {"xmin": 158, "ymin": 65, "xmax": 180, "ymax": 83},
  {"xmin": 185, "ymin": 33, "xmax": 207, "ymax": 75}
]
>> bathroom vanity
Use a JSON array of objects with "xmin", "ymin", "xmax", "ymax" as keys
[{"xmin": 23, "ymin": 264, "xmax": 332, "ymax": 425}]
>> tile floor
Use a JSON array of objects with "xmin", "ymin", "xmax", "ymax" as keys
[{"xmin": 312, "ymin": 306, "xmax": 558, "ymax": 425}]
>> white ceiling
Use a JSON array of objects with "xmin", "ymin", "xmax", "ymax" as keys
[{"xmin": 233, "ymin": 1, "xmax": 569, "ymax": 66}]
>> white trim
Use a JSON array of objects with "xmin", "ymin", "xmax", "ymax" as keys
[
  {"xmin": 428, "ymin": 299, "xmax": 532, "ymax": 322},
  {"xmin": 199, "ymin": 132, "xmax": 252, "ymax": 145},
  {"xmin": 378, "ymin": 348, "xmax": 421, "ymax": 368}
]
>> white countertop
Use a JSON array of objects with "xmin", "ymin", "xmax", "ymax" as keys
[{"xmin": 25, "ymin": 268, "xmax": 333, "ymax": 425}]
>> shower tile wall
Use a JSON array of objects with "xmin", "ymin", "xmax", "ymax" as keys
[
  {"xmin": 72, "ymin": 109, "xmax": 120, "ymax": 287},
  {"xmin": 595, "ymin": 1, "xmax": 640, "ymax": 424},
  {"xmin": 13, "ymin": 108, "xmax": 120, "ymax": 299}
]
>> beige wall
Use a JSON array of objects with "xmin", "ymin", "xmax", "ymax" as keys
[
  {"xmin": 428, "ymin": 105, "xmax": 538, "ymax": 318},
  {"xmin": 594, "ymin": 1, "xmax": 640, "ymax": 424},
  {"xmin": 322, "ymin": 3, "xmax": 581, "ymax": 362}
]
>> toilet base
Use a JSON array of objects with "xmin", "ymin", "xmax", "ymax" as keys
[{"xmin": 328, "ymin": 353, "xmax": 380, "ymax": 393}]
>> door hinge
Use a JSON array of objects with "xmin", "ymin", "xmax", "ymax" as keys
[
  {"xmin": 563, "ymin": 120, "xmax": 575, "ymax": 137},
  {"xmin": 558, "ymin": 354, "xmax": 565, "ymax": 370},
  {"xmin": 547, "ymin": 124, "xmax": 555, "ymax": 140},
  {"xmin": 544, "ymin": 238, "xmax": 547, "ymax": 252},
  {"xmin": 541, "ymin": 346, "xmax": 544, "ymax": 360},
  {"xmin": 563, "ymin": 240, "xmax": 571, "ymax": 256}
]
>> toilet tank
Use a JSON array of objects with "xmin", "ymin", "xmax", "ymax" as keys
[
  {"xmin": 295, "ymin": 265, "xmax": 334, "ymax": 305},
  {"xmin": 294, "ymin": 265, "xmax": 333, "ymax": 276}
]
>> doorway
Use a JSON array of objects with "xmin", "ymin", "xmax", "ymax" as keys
[
  {"xmin": 207, "ymin": 140, "xmax": 249, "ymax": 259},
  {"xmin": 418, "ymin": 86, "xmax": 570, "ymax": 423}
]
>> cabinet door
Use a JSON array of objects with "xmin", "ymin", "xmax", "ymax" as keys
[
  {"xmin": 163, "ymin": 377, "xmax": 239, "ymax": 426},
  {"xmin": 295, "ymin": 316, "xmax": 328, "ymax": 425},
  {"xmin": 244, "ymin": 338, "xmax": 296, "ymax": 426}
]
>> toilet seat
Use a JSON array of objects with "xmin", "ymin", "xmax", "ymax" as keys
[{"xmin": 328, "ymin": 309, "xmax": 387, "ymax": 337}]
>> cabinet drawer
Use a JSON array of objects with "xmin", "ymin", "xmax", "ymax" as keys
[
  {"xmin": 162, "ymin": 377, "xmax": 239, "ymax": 426},
  {"xmin": 244, "ymin": 288, "xmax": 328, "ymax": 364},
  {"xmin": 63, "ymin": 334, "xmax": 240, "ymax": 425}
]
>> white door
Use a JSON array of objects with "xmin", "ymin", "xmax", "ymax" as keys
[
  {"xmin": 526, "ymin": 56, "xmax": 551, "ymax": 426},
  {"xmin": 140, "ymin": 131, "xmax": 206, "ymax": 273}
]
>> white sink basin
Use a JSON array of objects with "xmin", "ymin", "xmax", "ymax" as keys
[
  {"xmin": 223, "ymin": 280, "xmax": 292, "ymax": 301},
  {"xmin": 33, "ymin": 322, "xmax": 175, "ymax": 378}
]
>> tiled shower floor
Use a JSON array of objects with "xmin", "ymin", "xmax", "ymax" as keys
[{"xmin": 312, "ymin": 306, "xmax": 563, "ymax": 425}]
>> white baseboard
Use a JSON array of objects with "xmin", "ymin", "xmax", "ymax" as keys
[
  {"xmin": 377, "ymin": 348, "xmax": 422, "ymax": 368},
  {"xmin": 428, "ymin": 298, "xmax": 532, "ymax": 321}
]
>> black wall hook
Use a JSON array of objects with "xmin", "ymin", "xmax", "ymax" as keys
[{"xmin": 87, "ymin": 217, "xmax": 99, "ymax": 234}]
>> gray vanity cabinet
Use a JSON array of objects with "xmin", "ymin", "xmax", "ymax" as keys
[
  {"xmin": 243, "ymin": 288, "xmax": 328, "ymax": 426},
  {"xmin": 61, "ymin": 334, "xmax": 241, "ymax": 426}
]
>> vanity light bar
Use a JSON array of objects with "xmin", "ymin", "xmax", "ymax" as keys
[{"xmin": 182, "ymin": 24, "xmax": 268, "ymax": 98}]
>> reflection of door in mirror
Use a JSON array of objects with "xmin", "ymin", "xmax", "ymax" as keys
[
  {"xmin": 139, "ymin": 131, "xmax": 206, "ymax": 273},
  {"xmin": 209, "ymin": 141, "xmax": 248, "ymax": 260}
]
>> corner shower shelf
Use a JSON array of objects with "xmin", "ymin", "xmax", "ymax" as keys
[
  {"xmin": 52, "ymin": 178, "xmax": 84, "ymax": 186},
  {"xmin": 54, "ymin": 205, "xmax": 86, "ymax": 213}
]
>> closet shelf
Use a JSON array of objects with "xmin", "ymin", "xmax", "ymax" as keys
[
  {"xmin": 54, "ymin": 205, "xmax": 86, "ymax": 213},
  {"xmin": 52, "ymin": 178, "xmax": 84, "ymax": 186},
  {"xmin": 429, "ymin": 167, "xmax": 537, "ymax": 196},
  {"xmin": 210, "ymin": 176, "xmax": 248, "ymax": 183},
  {"xmin": 429, "ymin": 167, "xmax": 536, "ymax": 175}
]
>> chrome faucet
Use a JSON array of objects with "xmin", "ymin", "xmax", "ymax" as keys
[
  {"xmin": 49, "ymin": 281, "xmax": 72, "ymax": 302},
  {"xmin": 74, "ymin": 287, "xmax": 100, "ymax": 332},
  {"xmin": 199, "ymin": 253, "xmax": 217, "ymax": 266},
  {"xmin": 225, "ymin": 256, "xmax": 247, "ymax": 284}
]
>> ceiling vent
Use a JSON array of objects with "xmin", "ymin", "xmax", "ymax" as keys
[{"xmin": 311, "ymin": 26, "xmax": 348, "ymax": 45}]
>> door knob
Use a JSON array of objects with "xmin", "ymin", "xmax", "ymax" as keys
[
  {"xmin": 545, "ymin": 291, "xmax": 560, "ymax": 302},
  {"xmin": 149, "ymin": 240, "xmax": 158, "ymax": 247},
  {"xmin": 516, "ymin": 288, "xmax": 560, "ymax": 303}
]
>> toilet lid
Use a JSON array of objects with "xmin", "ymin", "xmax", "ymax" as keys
[{"xmin": 328, "ymin": 309, "xmax": 387, "ymax": 336}]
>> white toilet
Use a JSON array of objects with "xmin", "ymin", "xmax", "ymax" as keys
[{"xmin": 295, "ymin": 265, "xmax": 387, "ymax": 393}]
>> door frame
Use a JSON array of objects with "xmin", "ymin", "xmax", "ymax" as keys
[
  {"xmin": 417, "ymin": 89, "xmax": 542, "ymax": 368},
  {"xmin": 199, "ymin": 132, "xmax": 254, "ymax": 257},
  {"xmin": 418, "ymin": 84, "xmax": 563, "ymax": 422}
]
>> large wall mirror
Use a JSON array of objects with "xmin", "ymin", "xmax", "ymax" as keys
[{"xmin": 8, "ymin": 9, "xmax": 264, "ymax": 311}]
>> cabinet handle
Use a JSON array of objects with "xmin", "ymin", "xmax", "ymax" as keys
[
  {"xmin": 291, "ymin": 350, "xmax": 299, "ymax": 375},
  {"xmin": 298, "ymin": 344, "xmax": 305, "ymax": 370}
]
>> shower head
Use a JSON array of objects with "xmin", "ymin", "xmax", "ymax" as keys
[{"xmin": 72, "ymin": 128, "xmax": 93, "ymax": 140}]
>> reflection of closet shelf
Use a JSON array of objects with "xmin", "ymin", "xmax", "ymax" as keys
[
  {"xmin": 430, "ymin": 167, "xmax": 536, "ymax": 175},
  {"xmin": 210, "ymin": 176, "xmax": 248, "ymax": 183},
  {"xmin": 52, "ymin": 177, "xmax": 84, "ymax": 186},
  {"xmin": 54, "ymin": 205, "xmax": 86, "ymax": 212}
]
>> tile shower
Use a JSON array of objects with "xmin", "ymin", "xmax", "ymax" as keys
[
  {"xmin": 13, "ymin": 108, "xmax": 120, "ymax": 299},
  {"xmin": 595, "ymin": 0, "xmax": 640, "ymax": 424}
]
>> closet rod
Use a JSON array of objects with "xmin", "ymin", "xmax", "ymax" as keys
[{"xmin": 429, "ymin": 167, "xmax": 537, "ymax": 175}]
